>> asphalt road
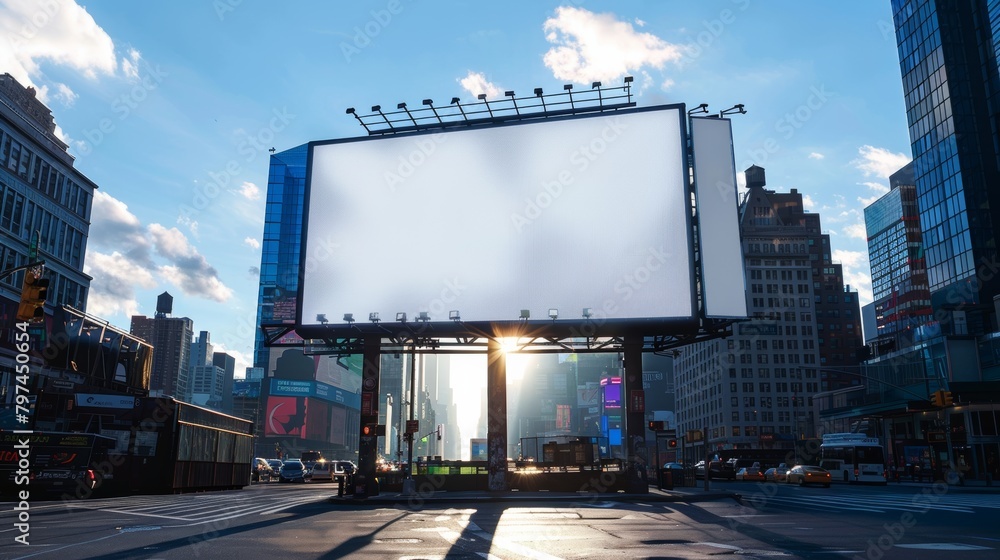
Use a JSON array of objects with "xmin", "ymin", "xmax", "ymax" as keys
[{"xmin": 1, "ymin": 479, "xmax": 998, "ymax": 559}]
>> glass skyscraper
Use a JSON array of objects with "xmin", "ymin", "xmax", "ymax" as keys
[
  {"xmin": 892, "ymin": 0, "xmax": 1000, "ymax": 335},
  {"xmin": 254, "ymin": 144, "xmax": 308, "ymax": 371},
  {"xmin": 864, "ymin": 162, "xmax": 933, "ymax": 348}
]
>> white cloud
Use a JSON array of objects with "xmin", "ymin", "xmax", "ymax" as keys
[
  {"xmin": 801, "ymin": 194, "xmax": 816, "ymax": 211},
  {"xmin": 542, "ymin": 6, "xmax": 683, "ymax": 84},
  {"xmin": 121, "ymin": 47, "xmax": 141, "ymax": 80},
  {"xmin": 833, "ymin": 249, "xmax": 865, "ymax": 268},
  {"xmin": 458, "ymin": 71, "xmax": 504, "ymax": 99},
  {"xmin": 89, "ymin": 190, "xmax": 151, "ymax": 258},
  {"xmin": 53, "ymin": 82, "xmax": 77, "ymax": 106},
  {"xmin": 244, "ymin": 237, "xmax": 260, "ymax": 249},
  {"xmin": 860, "ymin": 181, "xmax": 889, "ymax": 194},
  {"xmin": 660, "ymin": 78, "xmax": 675, "ymax": 91},
  {"xmin": 858, "ymin": 194, "xmax": 881, "ymax": 207},
  {"xmin": 844, "ymin": 222, "xmax": 868, "ymax": 241},
  {"xmin": 147, "ymin": 224, "xmax": 233, "ymax": 302},
  {"xmin": 833, "ymin": 249, "xmax": 873, "ymax": 305},
  {"xmin": 0, "ymin": 0, "xmax": 118, "ymax": 90},
  {"xmin": 808, "ymin": 152, "xmax": 824, "ymax": 160},
  {"xmin": 86, "ymin": 192, "xmax": 234, "ymax": 310},
  {"xmin": 84, "ymin": 251, "xmax": 158, "ymax": 318},
  {"xmin": 634, "ymin": 18, "xmax": 647, "ymax": 27},
  {"xmin": 235, "ymin": 181, "xmax": 261, "ymax": 201},
  {"xmin": 854, "ymin": 145, "xmax": 911, "ymax": 179}
]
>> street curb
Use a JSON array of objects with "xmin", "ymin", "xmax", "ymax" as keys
[{"xmin": 326, "ymin": 490, "xmax": 742, "ymax": 507}]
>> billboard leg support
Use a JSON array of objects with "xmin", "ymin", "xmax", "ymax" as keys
[{"xmin": 487, "ymin": 338, "xmax": 509, "ymax": 492}]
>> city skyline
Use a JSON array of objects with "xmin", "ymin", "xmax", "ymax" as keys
[{"xmin": 0, "ymin": 1, "xmax": 911, "ymax": 374}]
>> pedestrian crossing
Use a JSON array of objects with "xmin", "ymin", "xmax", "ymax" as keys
[
  {"xmin": 747, "ymin": 490, "xmax": 1000, "ymax": 514},
  {"xmin": 11, "ymin": 488, "xmax": 329, "ymax": 526}
]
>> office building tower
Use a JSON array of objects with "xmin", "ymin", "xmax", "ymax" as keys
[
  {"xmin": 675, "ymin": 166, "xmax": 860, "ymax": 449},
  {"xmin": 0, "ymin": 73, "xmax": 95, "ymax": 403},
  {"xmin": 214, "ymin": 351, "xmax": 236, "ymax": 413},
  {"xmin": 892, "ymin": 0, "xmax": 1000, "ymax": 334},
  {"xmin": 131, "ymin": 292, "xmax": 193, "ymax": 401},
  {"xmin": 864, "ymin": 162, "xmax": 933, "ymax": 351}
]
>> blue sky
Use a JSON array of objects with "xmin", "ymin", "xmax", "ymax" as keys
[{"xmin": 1, "ymin": 1, "xmax": 911, "ymax": 376}]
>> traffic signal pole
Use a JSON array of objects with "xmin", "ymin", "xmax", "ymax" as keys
[{"xmin": 403, "ymin": 343, "xmax": 416, "ymax": 496}]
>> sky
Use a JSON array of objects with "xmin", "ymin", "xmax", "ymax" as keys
[{"xmin": 0, "ymin": 0, "xmax": 912, "ymax": 378}]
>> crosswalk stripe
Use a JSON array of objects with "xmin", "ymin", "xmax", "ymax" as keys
[
  {"xmin": 751, "ymin": 493, "xmax": 996, "ymax": 514},
  {"xmin": 761, "ymin": 495, "xmax": 885, "ymax": 513},
  {"xmin": 61, "ymin": 492, "xmax": 325, "ymax": 524}
]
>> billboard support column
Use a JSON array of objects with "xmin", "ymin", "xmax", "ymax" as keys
[
  {"xmin": 623, "ymin": 334, "xmax": 648, "ymax": 493},
  {"xmin": 487, "ymin": 337, "xmax": 508, "ymax": 492},
  {"xmin": 357, "ymin": 334, "xmax": 381, "ymax": 497}
]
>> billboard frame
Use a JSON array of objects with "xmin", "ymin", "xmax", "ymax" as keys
[{"xmin": 296, "ymin": 103, "xmax": 705, "ymax": 341}]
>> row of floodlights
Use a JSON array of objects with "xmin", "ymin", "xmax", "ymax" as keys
[
  {"xmin": 346, "ymin": 77, "xmax": 635, "ymax": 117},
  {"xmin": 319, "ymin": 308, "xmax": 597, "ymax": 325}
]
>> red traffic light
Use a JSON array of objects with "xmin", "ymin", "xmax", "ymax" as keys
[{"xmin": 668, "ymin": 439, "xmax": 678, "ymax": 448}]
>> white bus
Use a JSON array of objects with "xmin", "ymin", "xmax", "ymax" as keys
[{"xmin": 819, "ymin": 433, "xmax": 887, "ymax": 484}]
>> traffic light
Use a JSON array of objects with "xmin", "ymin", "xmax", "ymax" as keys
[
  {"xmin": 16, "ymin": 271, "xmax": 48, "ymax": 322},
  {"xmin": 648, "ymin": 420, "xmax": 664, "ymax": 431},
  {"xmin": 931, "ymin": 389, "xmax": 954, "ymax": 407},
  {"xmin": 668, "ymin": 439, "xmax": 678, "ymax": 448},
  {"xmin": 436, "ymin": 424, "xmax": 443, "ymax": 441},
  {"xmin": 362, "ymin": 424, "xmax": 374, "ymax": 436}
]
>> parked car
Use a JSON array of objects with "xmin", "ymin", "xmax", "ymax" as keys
[
  {"xmin": 693, "ymin": 460, "xmax": 706, "ymax": 479},
  {"xmin": 332, "ymin": 460, "xmax": 356, "ymax": 479},
  {"xmin": 278, "ymin": 459, "xmax": 310, "ymax": 483},
  {"xmin": 736, "ymin": 466, "xmax": 766, "ymax": 482},
  {"xmin": 785, "ymin": 465, "xmax": 831, "ymax": 487},
  {"xmin": 764, "ymin": 466, "xmax": 789, "ymax": 482},
  {"xmin": 693, "ymin": 459, "xmax": 735, "ymax": 480},
  {"xmin": 251, "ymin": 457, "xmax": 273, "ymax": 482},
  {"xmin": 310, "ymin": 460, "xmax": 333, "ymax": 482},
  {"xmin": 267, "ymin": 459, "xmax": 284, "ymax": 473}
]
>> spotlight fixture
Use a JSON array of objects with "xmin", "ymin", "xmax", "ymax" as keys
[
  {"xmin": 719, "ymin": 103, "xmax": 747, "ymax": 117},
  {"xmin": 450, "ymin": 96, "xmax": 467, "ymax": 119},
  {"xmin": 396, "ymin": 312, "xmax": 407, "ymax": 323},
  {"xmin": 505, "ymin": 90, "xmax": 518, "ymax": 112},
  {"xmin": 417, "ymin": 311, "xmax": 430, "ymax": 322},
  {"xmin": 533, "ymin": 87, "xmax": 547, "ymax": 112},
  {"xmin": 369, "ymin": 312, "xmax": 380, "ymax": 323},
  {"xmin": 688, "ymin": 103, "xmax": 709, "ymax": 115},
  {"xmin": 343, "ymin": 313, "xmax": 354, "ymax": 324},
  {"xmin": 422, "ymin": 98, "xmax": 442, "ymax": 123},
  {"xmin": 582, "ymin": 308, "xmax": 593, "ymax": 319},
  {"xmin": 519, "ymin": 309, "xmax": 530, "ymax": 320},
  {"xmin": 316, "ymin": 313, "xmax": 328, "ymax": 324},
  {"xmin": 548, "ymin": 308, "xmax": 558, "ymax": 320},
  {"xmin": 478, "ymin": 93, "xmax": 494, "ymax": 118},
  {"xmin": 449, "ymin": 310, "xmax": 461, "ymax": 321}
]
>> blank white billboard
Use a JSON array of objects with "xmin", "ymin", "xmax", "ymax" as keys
[
  {"xmin": 301, "ymin": 106, "xmax": 695, "ymax": 327},
  {"xmin": 690, "ymin": 117, "xmax": 748, "ymax": 318}
]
